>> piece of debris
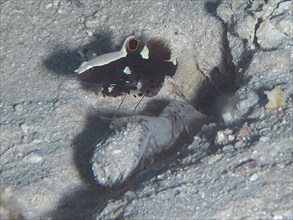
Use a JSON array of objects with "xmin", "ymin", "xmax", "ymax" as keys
[
  {"xmin": 264, "ymin": 86, "xmax": 286, "ymax": 113},
  {"xmin": 237, "ymin": 122, "xmax": 250, "ymax": 140}
]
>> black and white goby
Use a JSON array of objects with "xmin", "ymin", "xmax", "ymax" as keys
[{"xmin": 75, "ymin": 36, "xmax": 178, "ymax": 97}]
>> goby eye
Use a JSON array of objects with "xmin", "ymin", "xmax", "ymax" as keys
[{"xmin": 126, "ymin": 37, "xmax": 141, "ymax": 52}]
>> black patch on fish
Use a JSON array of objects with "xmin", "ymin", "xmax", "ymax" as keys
[{"xmin": 77, "ymin": 37, "xmax": 177, "ymax": 97}]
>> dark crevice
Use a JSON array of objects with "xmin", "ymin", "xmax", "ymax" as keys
[
  {"xmin": 204, "ymin": 0, "xmax": 222, "ymax": 17},
  {"xmin": 195, "ymin": 1, "xmax": 259, "ymax": 118},
  {"xmin": 252, "ymin": 17, "xmax": 263, "ymax": 50}
]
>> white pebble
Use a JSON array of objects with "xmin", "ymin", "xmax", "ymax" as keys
[
  {"xmin": 29, "ymin": 154, "xmax": 43, "ymax": 163},
  {"xmin": 260, "ymin": 136, "xmax": 270, "ymax": 142}
]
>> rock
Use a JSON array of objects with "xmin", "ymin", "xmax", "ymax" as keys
[
  {"xmin": 214, "ymin": 128, "xmax": 235, "ymax": 145},
  {"xmin": 91, "ymin": 101, "xmax": 207, "ymax": 186},
  {"xmin": 256, "ymin": 18, "xmax": 292, "ymax": 50}
]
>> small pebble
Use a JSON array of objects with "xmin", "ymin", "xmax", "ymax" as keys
[
  {"xmin": 45, "ymin": 3, "xmax": 53, "ymax": 9},
  {"xmin": 53, "ymin": 99, "xmax": 61, "ymax": 108},
  {"xmin": 57, "ymin": 8, "xmax": 63, "ymax": 14},
  {"xmin": 234, "ymin": 140, "xmax": 244, "ymax": 149},
  {"xmin": 20, "ymin": 124, "xmax": 29, "ymax": 135},
  {"xmin": 249, "ymin": 173, "xmax": 258, "ymax": 181},
  {"xmin": 26, "ymin": 153, "xmax": 43, "ymax": 163},
  {"xmin": 222, "ymin": 145, "xmax": 234, "ymax": 152},
  {"xmin": 14, "ymin": 103, "xmax": 23, "ymax": 112},
  {"xmin": 157, "ymin": 174, "xmax": 164, "ymax": 180},
  {"xmin": 259, "ymin": 136, "xmax": 270, "ymax": 142},
  {"xmin": 272, "ymin": 214, "xmax": 283, "ymax": 220},
  {"xmin": 208, "ymin": 154, "xmax": 223, "ymax": 164},
  {"xmin": 215, "ymin": 131, "xmax": 225, "ymax": 144},
  {"xmin": 228, "ymin": 134, "xmax": 235, "ymax": 141}
]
